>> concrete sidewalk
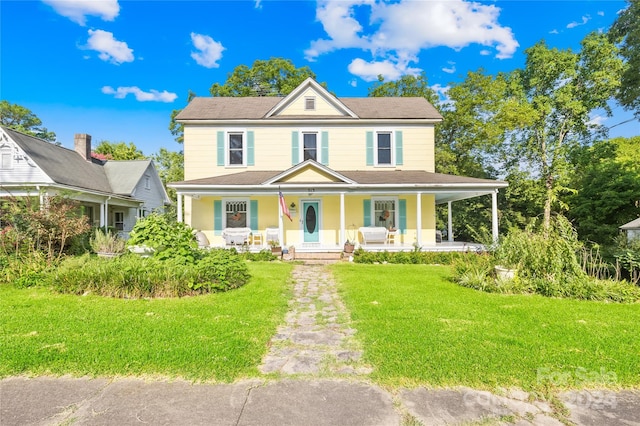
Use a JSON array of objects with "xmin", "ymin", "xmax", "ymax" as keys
[{"xmin": 2, "ymin": 376, "xmax": 639, "ymax": 426}]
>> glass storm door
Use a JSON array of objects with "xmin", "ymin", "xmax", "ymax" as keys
[{"xmin": 303, "ymin": 201, "xmax": 320, "ymax": 243}]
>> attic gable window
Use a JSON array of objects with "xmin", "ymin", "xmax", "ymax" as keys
[{"xmin": 305, "ymin": 97, "xmax": 316, "ymax": 111}]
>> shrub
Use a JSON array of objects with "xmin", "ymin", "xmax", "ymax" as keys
[
  {"xmin": 90, "ymin": 228, "xmax": 126, "ymax": 254},
  {"xmin": 242, "ymin": 249, "xmax": 278, "ymax": 261},
  {"xmin": 50, "ymin": 249, "xmax": 251, "ymax": 298},
  {"xmin": 127, "ymin": 213, "xmax": 198, "ymax": 264}
]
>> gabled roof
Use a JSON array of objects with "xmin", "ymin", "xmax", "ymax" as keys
[
  {"xmin": 4, "ymin": 126, "xmax": 113, "ymax": 193},
  {"xmin": 175, "ymin": 79, "xmax": 443, "ymax": 121},
  {"xmin": 264, "ymin": 77, "xmax": 358, "ymax": 118},
  {"xmin": 104, "ymin": 160, "xmax": 153, "ymax": 195},
  {"xmin": 263, "ymin": 160, "xmax": 355, "ymax": 185},
  {"xmin": 620, "ymin": 217, "xmax": 640, "ymax": 230},
  {"xmin": 2, "ymin": 126, "xmax": 166, "ymax": 202}
]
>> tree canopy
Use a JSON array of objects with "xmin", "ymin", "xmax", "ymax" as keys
[
  {"xmin": 609, "ymin": 0, "xmax": 640, "ymax": 117},
  {"xmin": 94, "ymin": 141, "xmax": 146, "ymax": 160},
  {"xmin": 0, "ymin": 100, "xmax": 56, "ymax": 143}
]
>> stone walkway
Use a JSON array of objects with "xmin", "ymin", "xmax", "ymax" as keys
[{"xmin": 259, "ymin": 262, "xmax": 373, "ymax": 377}]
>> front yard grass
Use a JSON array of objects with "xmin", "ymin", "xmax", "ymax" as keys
[
  {"xmin": 0, "ymin": 262, "xmax": 293, "ymax": 382},
  {"xmin": 332, "ymin": 263, "xmax": 640, "ymax": 390}
]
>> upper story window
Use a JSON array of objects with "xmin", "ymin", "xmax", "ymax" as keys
[
  {"xmin": 303, "ymin": 132, "xmax": 317, "ymax": 161},
  {"xmin": 228, "ymin": 132, "xmax": 244, "ymax": 166},
  {"xmin": 144, "ymin": 174, "xmax": 151, "ymax": 189},
  {"xmin": 305, "ymin": 97, "xmax": 316, "ymax": 111},
  {"xmin": 224, "ymin": 200, "xmax": 247, "ymax": 228},
  {"xmin": 376, "ymin": 132, "xmax": 392, "ymax": 166}
]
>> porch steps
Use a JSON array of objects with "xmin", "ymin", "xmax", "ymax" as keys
[{"xmin": 291, "ymin": 251, "xmax": 344, "ymax": 261}]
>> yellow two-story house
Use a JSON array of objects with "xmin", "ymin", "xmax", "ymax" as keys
[{"xmin": 170, "ymin": 78, "xmax": 506, "ymax": 253}]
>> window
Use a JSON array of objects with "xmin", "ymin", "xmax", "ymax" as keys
[
  {"xmin": 303, "ymin": 132, "xmax": 317, "ymax": 161},
  {"xmin": 114, "ymin": 211, "xmax": 124, "ymax": 231},
  {"xmin": 305, "ymin": 97, "xmax": 315, "ymax": 111},
  {"xmin": 0, "ymin": 146, "xmax": 12, "ymax": 169},
  {"xmin": 374, "ymin": 199, "xmax": 396, "ymax": 229},
  {"xmin": 228, "ymin": 132, "xmax": 244, "ymax": 165},
  {"xmin": 376, "ymin": 132, "xmax": 392, "ymax": 165},
  {"xmin": 144, "ymin": 175, "xmax": 150, "ymax": 189},
  {"xmin": 225, "ymin": 200, "xmax": 247, "ymax": 228}
]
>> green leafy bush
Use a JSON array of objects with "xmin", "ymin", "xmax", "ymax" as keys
[
  {"xmin": 127, "ymin": 213, "xmax": 198, "ymax": 263},
  {"xmin": 50, "ymin": 249, "xmax": 250, "ymax": 298},
  {"xmin": 242, "ymin": 249, "xmax": 278, "ymax": 261},
  {"xmin": 353, "ymin": 248, "xmax": 473, "ymax": 265},
  {"xmin": 452, "ymin": 216, "xmax": 640, "ymax": 302}
]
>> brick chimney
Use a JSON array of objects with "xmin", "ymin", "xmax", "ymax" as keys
[{"xmin": 74, "ymin": 133, "xmax": 92, "ymax": 161}]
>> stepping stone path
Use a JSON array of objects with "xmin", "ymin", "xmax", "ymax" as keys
[{"xmin": 260, "ymin": 262, "xmax": 373, "ymax": 377}]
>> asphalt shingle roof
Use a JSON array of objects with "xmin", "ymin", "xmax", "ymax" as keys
[{"xmin": 176, "ymin": 96, "xmax": 442, "ymax": 121}]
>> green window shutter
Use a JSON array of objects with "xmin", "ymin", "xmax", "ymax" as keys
[
  {"xmin": 399, "ymin": 199, "xmax": 407, "ymax": 235},
  {"xmin": 214, "ymin": 200, "xmax": 222, "ymax": 236},
  {"xmin": 395, "ymin": 130, "xmax": 403, "ymax": 165},
  {"xmin": 321, "ymin": 131, "xmax": 329, "ymax": 166},
  {"xmin": 291, "ymin": 131, "xmax": 299, "ymax": 165},
  {"xmin": 363, "ymin": 199, "xmax": 371, "ymax": 226},
  {"xmin": 250, "ymin": 200, "xmax": 258, "ymax": 231},
  {"xmin": 247, "ymin": 131, "xmax": 255, "ymax": 166},
  {"xmin": 366, "ymin": 131, "xmax": 374, "ymax": 166},
  {"xmin": 217, "ymin": 131, "xmax": 225, "ymax": 166}
]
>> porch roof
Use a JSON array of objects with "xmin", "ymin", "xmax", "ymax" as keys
[{"xmin": 169, "ymin": 167, "xmax": 507, "ymax": 204}]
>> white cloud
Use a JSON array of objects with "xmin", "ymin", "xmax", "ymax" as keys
[
  {"xmin": 479, "ymin": 49, "xmax": 491, "ymax": 56},
  {"xmin": 431, "ymin": 83, "xmax": 452, "ymax": 106},
  {"xmin": 347, "ymin": 58, "xmax": 421, "ymax": 82},
  {"xmin": 442, "ymin": 61, "xmax": 456, "ymax": 74},
  {"xmin": 587, "ymin": 113, "xmax": 606, "ymax": 127},
  {"xmin": 597, "ymin": 11, "xmax": 605, "ymax": 17},
  {"xmin": 567, "ymin": 15, "xmax": 591, "ymax": 29},
  {"xmin": 190, "ymin": 33, "xmax": 225, "ymax": 68},
  {"xmin": 549, "ymin": 29, "xmax": 559, "ymax": 34},
  {"xmin": 42, "ymin": 0, "xmax": 119, "ymax": 26},
  {"xmin": 86, "ymin": 29, "xmax": 133, "ymax": 64},
  {"xmin": 306, "ymin": 0, "xmax": 518, "ymax": 82},
  {"xmin": 306, "ymin": 0, "xmax": 518, "ymax": 67},
  {"xmin": 102, "ymin": 86, "xmax": 178, "ymax": 103}
]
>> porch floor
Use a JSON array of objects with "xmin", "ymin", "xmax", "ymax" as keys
[{"xmin": 217, "ymin": 241, "xmax": 484, "ymax": 254}]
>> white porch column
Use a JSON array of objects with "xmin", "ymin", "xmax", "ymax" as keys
[
  {"xmin": 177, "ymin": 193, "xmax": 183, "ymax": 223},
  {"xmin": 447, "ymin": 201, "xmax": 453, "ymax": 242},
  {"xmin": 416, "ymin": 192, "xmax": 422, "ymax": 246},
  {"xmin": 100, "ymin": 201, "xmax": 106, "ymax": 228},
  {"xmin": 340, "ymin": 192, "xmax": 345, "ymax": 245},
  {"xmin": 278, "ymin": 194, "xmax": 284, "ymax": 245},
  {"xmin": 492, "ymin": 190, "xmax": 499, "ymax": 242}
]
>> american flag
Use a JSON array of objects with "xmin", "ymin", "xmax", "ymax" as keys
[{"xmin": 279, "ymin": 191, "xmax": 292, "ymax": 221}]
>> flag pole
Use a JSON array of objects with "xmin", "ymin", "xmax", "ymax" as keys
[{"xmin": 278, "ymin": 186, "xmax": 284, "ymax": 246}]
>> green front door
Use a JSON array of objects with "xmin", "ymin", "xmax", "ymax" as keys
[{"xmin": 303, "ymin": 201, "xmax": 320, "ymax": 243}]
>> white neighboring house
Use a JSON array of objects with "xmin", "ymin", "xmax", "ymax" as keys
[
  {"xmin": 620, "ymin": 218, "xmax": 640, "ymax": 242},
  {"xmin": 0, "ymin": 126, "xmax": 171, "ymax": 237}
]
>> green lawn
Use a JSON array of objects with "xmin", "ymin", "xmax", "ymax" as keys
[
  {"xmin": 0, "ymin": 262, "xmax": 293, "ymax": 382},
  {"xmin": 332, "ymin": 263, "xmax": 640, "ymax": 390}
]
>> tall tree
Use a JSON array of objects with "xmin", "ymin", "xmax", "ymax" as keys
[
  {"xmin": 609, "ymin": 0, "xmax": 640, "ymax": 117},
  {"xmin": 169, "ymin": 58, "xmax": 320, "ymax": 144},
  {"xmin": 152, "ymin": 148, "xmax": 184, "ymax": 203},
  {"xmin": 567, "ymin": 136, "xmax": 640, "ymax": 245},
  {"xmin": 209, "ymin": 57, "xmax": 318, "ymax": 97},
  {"xmin": 508, "ymin": 32, "xmax": 624, "ymax": 229},
  {"xmin": 0, "ymin": 100, "xmax": 56, "ymax": 143},
  {"xmin": 94, "ymin": 141, "xmax": 146, "ymax": 160}
]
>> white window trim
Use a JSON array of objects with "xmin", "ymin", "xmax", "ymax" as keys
[
  {"xmin": 298, "ymin": 129, "xmax": 321, "ymax": 163},
  {"xmin": 222, "ymin": 198, "xmax": 250, "ymax": 229},
  {"xmin": 374, "ymin": 130, "xmax": 394, "ymax": 167},
  {"xmin": 226, "ymin": 129, "xmax": 247, "ymax": 167},
  {"xmin": 114, "ymin": 211, "xmax": 125, "ymax": 231},
  {"xmin": 371, "ymin": 196, "xmax": 398, "ymax": 229}
]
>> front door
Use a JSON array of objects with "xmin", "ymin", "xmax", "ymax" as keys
[{"xmin": 302, "ymin": 201, "xmax": 320, "ymax": 243}]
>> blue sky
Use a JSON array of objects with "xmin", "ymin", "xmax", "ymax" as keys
[{"xmin": 1, "ymin": 0, "xmax": 638, "ymax": 155}]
